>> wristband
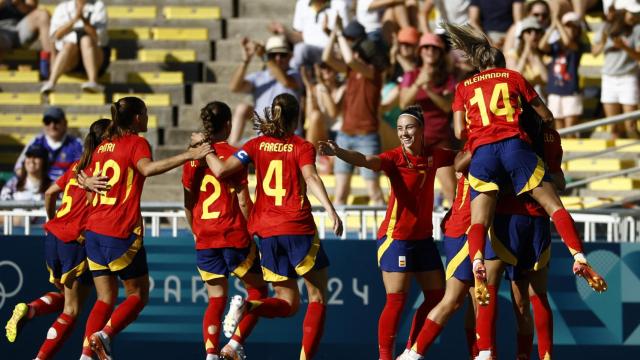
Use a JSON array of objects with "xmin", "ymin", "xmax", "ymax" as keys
[{"xmin": 573, "ymin": 252, "xmax": 587, "ymax": 263}]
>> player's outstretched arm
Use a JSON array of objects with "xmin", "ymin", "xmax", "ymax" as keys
[
  {"xmin": 137, "ymin": 144, "xmax": 212, "ymax": 177},
  {"xmin": 318, "ymin": 140, "xmax": 382, "ymax": 171},
  {"xmin": 301, "ymin": 164, "xmax": 343, "ymax": 237}
]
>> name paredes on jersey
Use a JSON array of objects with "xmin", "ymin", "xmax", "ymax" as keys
[
  {"xmin": 258, "ymin": 142, "xmax": 294, "ymax": 153},
  {"xmin": 463, "ymin": 71, "xmax": 510, "ymax": 86},
  {"xmin": 97, "ymin": 143, "xmax": 116, "ymax": 153}
]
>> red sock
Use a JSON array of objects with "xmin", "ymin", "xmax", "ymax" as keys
[
  {"xmin": 248, "ymin": 297, "xmax": 292, "ymax": 318},
  {"xmin": 465, "ymin": 328, "xmax": 479, "ymax": 358},
  {"xmin": 82, "ymin": 300, "xmax": 114, "ymax": 356},
  {"xmin": 103, "ymin": 295, "xmax": 145, "ymax": 338},
  {"xmin": 531, "ymin": 294, "xmax": 553, "ymax": 359},
  {"xmin": 467, "ymin": 224, "xmax": 487, "ymax": 262},
  {"xmin": 551, "ymin": 209, "xmax": 584, "ymax": 255},
  {"xmin": 36, "ymin": 313, "xmax": 76, "ymax": 360},
  {"xmin": 231, "ymin": 286, "xmax": 268, "ymax": 344},
  {"xmin": 411, "ymin": 318, "xmax": 444, "ymax": 355},
  {"xmin": 378, "ymin": 293, "xmax": 407, "ymax": 360},
  {"xmin": 517, "ymin": 333, "xmax": 533, "ymax": 359},
  {"xmin": 406, "ymin": 289, "xmax": 444, "ymax": 349},
  {"xmin": 29, "ymin": 292, "xmax": 64, "ymax": 318},
  {"xmin": 301, "ymin": 302, "xmax": 326, "ymax": 359},
  {"xmin": 476, "ymin": 285, "xmax": 497, "ymax": 351},
  {"xmin": 203, "ymin": 297, "xmax": 226, "ymax": 354}
]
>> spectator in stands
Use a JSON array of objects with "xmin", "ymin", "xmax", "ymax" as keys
[
  {"xmin": 592, "ymin": 2, "xmax": 640, "ymax": 138},
  {"xmin": 506, "ymin": 16, "xmax": 548, "ymax": 93},
  {"xmin": 398, "ymin": 32, "xmax": 457, "ymax": 204},
  {"xmin": 356, "ymin": 0, "xmax": 419, "ymax": 47},
  {"xmin": 323, "ymin": 19, "xmax": 386, "ymax": 205},
  {"xmin": 469, "ymin": 0, "xmax": 524, "ymax": 47},
  {"xmin": 228, "ymin": 35, "xmax": 302, "ymax": 145},
  {"xmin": 269, "ymin": 0, "xmax": 349, "ymax": 69},
  {"xmin": 503, "ymin": 0, "xmax": 552, "ymax": 61},
  {"xmin": 420, "ymin": 0, "xmax": 470, "ymax": 35},
  {"xmin": 40, "ymin": 0, "xmax": 109, "ymax": 94},
  {"xmin": 14, "ymin": 106, "xmax": 83, "ymax": 182},
  {"xmin": 1, "ymin": 144, "xmax": 50, "ymax": 201},
  {"xmin": 540, "ymin": 11, "xmax": 589, "ymax": 133},
  {"xmin": 0, "ymin": 0, "xmax": 54, "ymax": 79}
]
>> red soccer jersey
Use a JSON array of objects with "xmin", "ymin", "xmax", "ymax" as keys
[
  {"xmin": 182, "ymin": 142, "xmax": 250, "ymax": 249},
  {"xmin": 496, "ymin": 127, "xmax": 564, "ymax": 217},
  {"xmin": 452, "ymin": 68, "xmax": 540, "ymax": 153},
  {"xmin": 377, "ymin": 146, "xmax": 455, "ymax": 240},
  {"xmin": 44, "ymin": 161, "xmax": 91, "ymax": 242},
  {"xmin": 236, "ymin": 135, "xmax": 317, "ymax": 238},
  {"xmin": 443, "ymin": 174, "xmax": 471, "ymax": 238},
  {"xmin": 85, "ymin": 134, "xmax": 152, "ymax": 238}
]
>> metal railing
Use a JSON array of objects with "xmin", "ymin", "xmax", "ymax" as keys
[{"xmin": 557, "ymin": 109, "xmax": 640, "ymax": 136}]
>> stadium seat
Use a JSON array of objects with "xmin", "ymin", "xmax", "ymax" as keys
[
  {"xmin": 615, "ymin": 139, "xmax": 640, "ymax": 153},
  {"xmin": 3, "ymin": 49, "xmax": 38, "ymax": 61},
  {"xmin": 49, "ymin": 93, "xmax": 106, "ymax": 106},
  {"xmin": 562, "ymin": 139, "xmax": 612, "ymax": 152},
  {"xmin": 560, "ymin": 196, "xmax": 584, "ymax": 210},
  {"xmin": 0, "ymin": 70, "xmax": 39, "ymax": 83},
  {"xmin": 566, "ymin": 158, "xmax": 634, "ymax": 172},
  {"xmin": 0, "ymin": 92, "xmax": 42, "ymax": 105},
  {"xmin": 58, "ymin": 73, "xmax": 111, "ymax": 84},
  {"xmin": 38, "ymin": 4, "xmax": 55, "ymax": 13},
  {"xmin": 152, "ymin": 27, "xmax": 209, "ymax": 41},
  {"xmin": 108, "ymin": 28, "xmax": 152, "ymax": 40},
  {"xmin": 0, "ymin": 113, "xmax": 43, "ymax": 126},
  {"xmin": 588, "ymin": 177, "xmax": 640, "ymax": 191},
  {"xmin": 108, "ymin": 6, "xmax": 157, "ymax": 19},
  {"xmin": 581, "ymin": 53, "xmax": 604, "ymax": 67},
  {"xmin": 162, "ymin": 6, "xmax": 221, "ymax": 20},
  {"xmin": 137, "ymin": 49, "xmax": 197, "ymax": 62},
  {"xmin": 112, "ymin": 93, "xmax": 171, "ymax": 107},
  {"xmin": 127, "ymin": 71, "xmax": 184, "ymax": 85}
]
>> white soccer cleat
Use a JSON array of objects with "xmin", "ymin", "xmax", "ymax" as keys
[
  {"xmin": 395, "ymin": 349, "xmax": 423, "ymax": 360},
  {"xmin": 474, "ymin": 350, "xmax": 492, "ymax": 360},
  {"xmin": 223, "ymin": 295, "xmax": 247, "ymax": 339}
]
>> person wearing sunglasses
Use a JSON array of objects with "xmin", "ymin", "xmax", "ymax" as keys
[
  {"xmin": 13, "ymin": 106, "xmax": 83, "ymax": 182},
  {"xmin": 507, "ymin": 16, "xmax": 548, "ymax": 94}
]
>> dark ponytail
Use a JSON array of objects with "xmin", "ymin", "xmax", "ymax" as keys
[
  {"xmin": 104, "ymin": 96, "xmax": 146, "ymax": 140},
  {"xmin": 200, "ymin": 101, "xmax": 232, "ymax": 142},
  {"xmin": 253, "ymin": 93, "xmax": 299, "ymax": 139},
  {"xmin": 77, "ymin": 118, "xmax": 111, "ymax": 173}
]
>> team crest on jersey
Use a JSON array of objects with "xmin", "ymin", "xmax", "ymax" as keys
[{"xmin": 398, "ymin": 256, "xmax": 406, "ymax": 268}]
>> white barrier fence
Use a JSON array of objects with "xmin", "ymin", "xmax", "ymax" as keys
[{"xmin": 1, "ymin": 205, "xmax": 639, "ymax": 242}]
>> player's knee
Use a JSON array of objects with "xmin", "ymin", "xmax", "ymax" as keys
[{"xmin": 63, "ymin": 305, "xmax": 80, "ymax": 318}]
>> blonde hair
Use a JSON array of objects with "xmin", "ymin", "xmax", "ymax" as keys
[{"xmin": 441, "ymin": 22, "xmax": 506, "ymax": 70}]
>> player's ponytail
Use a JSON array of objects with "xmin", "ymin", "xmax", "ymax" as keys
[
  {"xmin": 200, "ymin": 101, "xmax": 232, "ymax": 143},
  {"xmin": 254, "ymin": 93, "xmax": 299, "ymax": 139},
  {"xmin": 104, "ymin": 96, "xmax": 147, "ymax": 140},
  {"xmin": 77, "ymin": 118, "xmax": 111, "ymax": 173},
  {"xmin": 441, "ymin": 22, "xmax": 506, "ymax": 70}
]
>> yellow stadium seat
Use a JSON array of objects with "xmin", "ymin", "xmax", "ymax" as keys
[
  {"xmin": 137, "ymin": 49, "xmax": 197, "ymax": 62},
  {"xmin": 588, "ymin": 177, "xmax": 640, "ymax": 191},
  {"xmin": 152, "ymin": 27, "xmax": 208, "ymax": 41},
  {"xmin": 127, "ymin": 71, "xmax": 183, "ymax": 85},
  {"xmin": 0, "ymin": 113, "xmax": 42, "ymax": 126},
  {"xmin": 38, "ymin": 4, "xmax": 56, "ymax": 14},
  {"xmin": 108, "ymin": 6, "xmax": 157, "ymax": 19},
  {"xmin": 112, "ymin": 93, "xmax": 171, "ymax": 106},
  {"xmin": 110, "ymin": 49, "xmax": 118, "ymax": 62},
  {"xmin": 0, "ymin": 93, "xmax": 41, "ymax": 105},
  {"xmin": 49, "ymin": 93, "xmax": 105, "ymax": 106},
  {"xmin": 581, "ymin": 53, "xmax": 604, "ymax": 67},
  {"xmin": 58, "ymin": 73, "xmax": 110, "ymax": 84},
  {"xmin": 582, "ymin": 196, "xmax": 620, "ymax": 209},
  {"xmin": 585, "ymin": 15, "xmax": 602, "ymax": 26},
  {"xmin": 67, "ymin": 114, "xmax": 110, "ymax": 127},
  {"xmin": 108, "ymin": 28, "xmax": 152, "ymax": 40},
  {"xmin": 3, "ymin": 49, "xmax": 37, "ymax": 61},
  {"xmin": 615, "ymin": 139, "xmax": 640, "ymax": 152},
  {"xmin": 579, "ymin": 76, "xmax": 601, "ymax": 88},
  {"xmin": 561, "ymin": 196, "xmax": 584, "ymax": 210},
  {"xmin": 0, "ymin": 133, "xmax": 37, "ymax": 145},
  {"xmin": 566, "ymin": 158, "xmax": 634, "ymax": 172},
  {"xmin": 561, "ymin": 139, "xmax": 612, "ymax": 152},
  {"xmin": 162, "ymin": 6, "xmax": 221, "ymax": 19},
  {"xmin": 0, "ymin": 70, "xmax": 39, "ymax": 83}
]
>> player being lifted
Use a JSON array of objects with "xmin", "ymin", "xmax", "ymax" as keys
[
  {"xmin": 320, "ymin": 106, "xmax": 453, "ymax": 360},
  {"xmin": 81, "ymin": 97, "xmax": 211, "ymax": 360},
  {"xmin": 442, "ymin": 22, "xmax": 607, "ymax": 360},
  {"xmin": 182, "ymin": 101, "xmax": 268, "ymax": 360},
  {"xmin": 195, "ymin": 93, "xmax": 342, "ymax": 360}
]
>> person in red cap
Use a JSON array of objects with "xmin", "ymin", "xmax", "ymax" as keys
[
  {"xmin": 392, "ymin": 26, "xmax": 420, "ymax": 73},
  {"xmin": 399, "ymin": 32, "xmax": 457, "ymax": 205}
]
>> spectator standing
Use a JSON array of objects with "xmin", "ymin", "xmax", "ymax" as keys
[
  {"xmin": 540, "ymin": 11, "xmax": 589, "ymax": 132},
  {"xmin": 41, "ymin": 0, "xmax": 109, "ymax": 94},
  {"xmin": 323, "ymin": 19, "xmax": 386, "ymax": 205},
  {"xmin": 420, "ymin": 0, "xmax": 470, "ymax": 35},
  {"xmin": 228, "ymin": 35, "xmax": 303, "ymax": 145},
  {"xmin": 507, "ymin": 16, "xmax": 548, "ymax": 92},
  {"xmin": 398, "ymin": 33, "xmax": 457, "ymax": 204},
  {"xmin": 592, "ymin": 3, "xmax": 640, "ymax": 138},
  {"xmin": 0, "ymin": 0, "xmax": 54, "ymax": 78},
  {"xmin": 503, "ymin": 0, "xmax": 552, "ymax": 61},
  {"xmin": 14, "ymin": 106, "xmax": 83, "ymax": 182},
  {"xmin": 2, "ymin": 145, "xmax": 50, "ymax": 201},
  {"xmin": 469, "ymin": 0, "xmax": 524, "ymax": 47},
  {"xmin": 356, "ymin": 0, "xmax": 416, "ymax": 47}
]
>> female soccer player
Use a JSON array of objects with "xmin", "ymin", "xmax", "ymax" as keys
[
  {"xmin": 442, "ymin": 23, "xmax": 607, "ymax": 360},
  {"xmin": 194, "ymin": 93, "xmax": 342, "ymax": 360},
  {"xmin": 320, "ymin": 105, "xmax": 452, "ymax": 360},
  {"xmin": 4, "ymin": 119, "xmax": 110, "ymax": 359},
  {"xmin": 81, "ymin": 97, "xmax": 212, "ymax": 360},
  {"xmin": 182, "ymin": 101, "xmax": 268, "ymax": 360}
]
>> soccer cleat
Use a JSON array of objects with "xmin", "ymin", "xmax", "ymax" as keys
[
  {"xmin": 5, "ymin": 303, "xmax": 29, "ymax": 342},
  {"xmin": 220, "ymin": 343, "xmax": 247, "ymax": 360},
  {"xmin": 395, "ymin": 349, "xmax": 424, "ymax": 360},
  {"xmin": 474, "ymin": 350, "xmax": 492, "ymax": 360},
  {"xmin": 89, "ymin": 331, "xmax": 112, "ymax": 360},
  {"xmin": 223, "ymin": 295, "xmax": 247, "ymax": 339},
  {"xmin": 573, "ymin": 261, "xmax": 608, "ymax": 293}
]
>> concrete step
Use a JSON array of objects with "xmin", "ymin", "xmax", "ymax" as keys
[
  {"xmin": 578, "ymin": 189, "xmax": 640, "ymax": 198},
  {"xmin": 165, "ymin": 128, "xmax": 198, "ymax": 146},
  {"xmin": 108, "ymin": 60, "xmax": 203, "ymax": 83},
  {"xmin": 109, "ymin": 40, "xmax": 213, "ymax": 61},
  {"xmin": 225, "ymin": 18, "xmax": 281, "ymax": 42},
  {"xmin": 142, "ymin": 184, "xmax": 184, "ymax": 202},
  {"xmin": 191, "ymin": 83, "xmax": 244, "ymax": 110},
  {"xmin": 40, "ymin": 0, "xmax": 235, "ymax": 18},
  {"xmin": 238, "ymin": 0, "xmax": 294, "ymax": 18},
  {"xmin": 213, "ymin": 38, "xmax": 244, "ymax": 62},
  {"xmin": 155, "ymin": 145, "xmax": 188, "ymax": 160},
  {"xmin": 108, "ymin": 19, "xmax": 224, "ymax": 38},
  {"xmin": 205, "ymin": 61, "xmax": 263, "ymax": 83}
]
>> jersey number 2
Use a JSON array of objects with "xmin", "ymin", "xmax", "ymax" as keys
[
  {"xmin": 200, "ymin": 174, "xmax": 221, "ymax": 219},
  {"xmin": 469, "ymin": 82, "xmax": 516, "ymax": 125}
]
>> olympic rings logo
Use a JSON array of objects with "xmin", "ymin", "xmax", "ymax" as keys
[{"xmin": 0, "ymin": 261, "xmax": 24, "ymax": 310}]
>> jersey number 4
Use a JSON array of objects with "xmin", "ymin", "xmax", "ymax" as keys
[
  {"xmin": 263, "ymin": 160, "xmax": 286, "ymax": 206},
  {"xmin": 469, "ymin": 82, "xmax": 516, "ymax": 125}
]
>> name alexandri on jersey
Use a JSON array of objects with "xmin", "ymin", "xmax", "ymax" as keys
[{"xmin": 463, "ymin": 71, "xmax": 511, "ymax": 86}]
